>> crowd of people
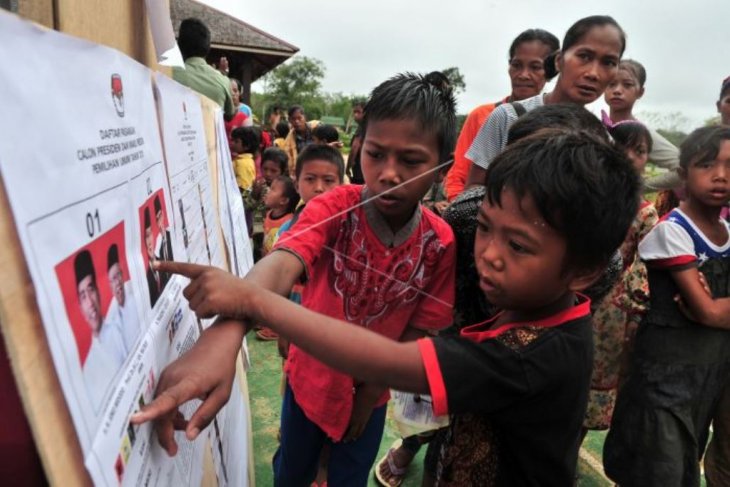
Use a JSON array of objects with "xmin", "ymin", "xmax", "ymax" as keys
[{"xmin": 133, "ymin": 14, "xmax": 730, "ymax": 487}]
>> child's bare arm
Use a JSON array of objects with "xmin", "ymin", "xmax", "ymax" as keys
[
  {"xmin": 249, "ymin": 284, "xmax": 430, "ymax": 393},
  {"xmin": 134, "ymin": 257, "xmax": 429, "ymax": 453},
  {"xmin": 131, "ymin": 252, "xmax": 305, "ymax": 454},
  {"xmin": 671, "ymin": 267, "xmax": 730, "ymax": 329}
]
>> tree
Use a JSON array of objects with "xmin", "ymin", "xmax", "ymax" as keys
[
  {"xmin": 637, "ymin": 110, "xmax": 690, "ymax": 146},
  {"xmin": 441, "ymin": 67, "xmax": 466, "ymax": 95},
  {"xmin": 264, "ymin": 56, "xmax": 325, "ymax": 107}
]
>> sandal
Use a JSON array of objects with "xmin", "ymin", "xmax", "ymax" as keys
[
  {"xmin": 374, "ymin": 439, "xmax": 407, "ymax": 487},
  {"xmin": 256, "ymin": 327, "xmax": 279, "ymax": 341}
]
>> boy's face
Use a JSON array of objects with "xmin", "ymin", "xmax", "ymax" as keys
[
  {"xmin": 352, "ymin": 105, "xmax": 364, "ymax": 124},
  {"xmin": 264, "ymin": 179, "xmax": 286, "ymax": 210},
  {"xmin": 361, "ymin": 118, "xmax": 440, "ymax": 230},
  {"xmin": 683, "ymin": 140, "xmax": 730, "ymax": 208},
  {"xmin": 474, "ymin": 189, "xmax": 576, "ymax": 319},
  {"xmin": 231, "ymin": 138, "xmax": 244, "ymax": 155},
  {"xmin": 261, "ymin": 160, "xmax": 283, "ymax": 185},
  {"xmin": 289, "ymin": 110, "xmax": 306, "ymax": 133},
  {"xmin": 296, "ymin": 159, "xmax": 341, "ymax": 203}
]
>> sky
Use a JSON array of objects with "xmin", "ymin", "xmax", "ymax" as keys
[{"xmin": 199, "ymin": 0, "xmax": 728, "ymax": 130}]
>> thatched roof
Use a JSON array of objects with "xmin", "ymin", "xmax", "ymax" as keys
[
  {"xmin": 170, "ymin": 0, "xmax": 299, "ymax": 81},
  {"xmin": 171, "ymin": 0, "xmax": 298, "ymax": 56}
]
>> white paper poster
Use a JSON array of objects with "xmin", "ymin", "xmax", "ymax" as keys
[
  {"xmin": 0, "ymin": 12, "xmax": 249, "ymax": 486},
  {"xmin": 214, "ymin": 108, "xmax": 254, "ymax": 278},
  {"xmin": 154, "ymin": 74, "xmax": 226, "ymax": 274}
]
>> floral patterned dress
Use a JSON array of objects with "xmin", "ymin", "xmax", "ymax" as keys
[{"xmin": 583, "ymin": 201, "xmax": 659, "ymax": 429}]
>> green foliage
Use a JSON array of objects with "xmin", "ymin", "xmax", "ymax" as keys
[
  {"xmin": 251, "ymin": 56, "xmax": 365, "ymax": 128},
  {"xmin": 441, "ymin": 67, "xmax": 466, "ymax": 95}
]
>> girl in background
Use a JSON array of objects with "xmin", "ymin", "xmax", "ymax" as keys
[
  {"xmin": 605, "ymin": 125, "xmax": 730, "ymax": 486},
  {"xmin": 583, "ymin": 120, "xmax": 658, "ymax": 436}
]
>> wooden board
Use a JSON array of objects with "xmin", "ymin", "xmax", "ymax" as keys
[{"xmin": 0, "ymin": 174, "xmax": 92, "ymax": 486}]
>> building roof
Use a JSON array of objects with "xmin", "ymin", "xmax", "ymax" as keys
[
  {"xmin": 171, "ymin": 0, "xmax": 298, "ymax": 55},
  {"xmin": 170, "ymin": 0, "xmax": 298, "ymax": 82}
]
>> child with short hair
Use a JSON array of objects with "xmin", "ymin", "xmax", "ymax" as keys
[
  {"xmin": 245, "ymin": 147, "xmax": 289, "ymax": 256},
  {"xmin": 268, "ymin": 145, "xmax": 345, "ymax": 346},
  {"xmin": 230, "ymin": 126, "xmax": 259, "ymax": 193},
  {"xmin": 312, "ymin": 124, "xmax": 340, "ymax": 146},
  {"xmin": 249, "ymin": 147, "xmax": 288, "ymax": 208},
  {"xmin": 254, "ymin": 174, "xmax": 301, "ymax": 341},
  {"xmin": 283, "ymin": 105, "xmax": 314, "ymax": 175},
  {"xmin": 604, "ymin": 125, "xmax": 730, "ymax": 486},
  {"xmin": 136, "ymin": 129, "xmax": 640, "ymax": 486},
  {"xmin": 274, "ymin": 121, "xmax": 290, "ymax": 150},
  {"xmin": 603, "ymin": 59, "xmax": 681, "ymax": 193},
  {"xmin": 261, "ymin": 175, "xmax": 299, "ymax": 258},
  {"xmin": 582, "ymin": 120, "xmax": 659, "ymax": 435},
  {"xmin": 134, "ymin": 72, "xmax": 458, "ymax": 486}
]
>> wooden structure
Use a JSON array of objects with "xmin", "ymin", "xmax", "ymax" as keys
[{"xmin": 170, "ymin": 0, "xmax": 299, "ymax": 104}]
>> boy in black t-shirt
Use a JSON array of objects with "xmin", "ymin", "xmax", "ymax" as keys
[{"xmin": 135, "ymin": 130, "xmax": 640, "ymax": 486}]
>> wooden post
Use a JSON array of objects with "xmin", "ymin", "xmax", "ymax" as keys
[{"xmin": 240, "ymin": 54, "xmax": 253, "ymax": 106}]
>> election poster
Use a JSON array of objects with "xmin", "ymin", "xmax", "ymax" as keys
[{"xmin": 0, "ymin": 12, "xmax": 251, "ymax": 486}]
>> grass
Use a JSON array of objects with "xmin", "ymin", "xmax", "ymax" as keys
[{"xmin": 246, "ymin": 338, "xmax": 612, "ymax": 486}]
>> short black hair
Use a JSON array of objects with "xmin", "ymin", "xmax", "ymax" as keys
[
  {"xmin": 485, "ymin": 130, "xmax": 639, "ymax": 271},
  {"xmin": 288, "ymin": 105, "xmax": 305, "ymax": 118},
  {"xmin": 608, "ymin": 122, "xmax": 653, "ymax": 154},
  {"xmin": 295, "ymin": 144, "xmax": 345, "ymax": 181},
  {"xmin": 352, "ymin": 99, "xmax": 366, "ymax": 109},
  {"xmin": 507, "ymin": 104, "xmax": 609, "ymax": 145},
  {"xmin": 679, "ymin": 125, "xmax": 730, "ymax": 170},
  {"xmin": 312, "ymin": 124, "xmax": 340, "ymax": 144},
  {"xmin": 362, "ymin": 72, "xmax": 457, "ymax": 163},
  {"xmin": 74, "ymin": 249, "xmax": 96, "ymax": 287},
  {"xmin": 275, "ymin": 121, "xmax": 290, "ymax": 138},
  {"xmin": 273, "ymin": 175, "xmax": 301, "ymax": 214},
  {"xmin": 261, "ymin": 147, "xmax": 289, "ymax": 175},
  {"xmin": 107, "ymin": 244, "xmax": 120, "ymax": 271},
  {"xmin": 154, "ymin": 195, "xmax": 162, "ymax": 214},
  {"xmin": 508, "ymin": 28, "xmax": 560, "ymax": 61},
  {"xmin": 231, "ymin": 127, "xmax": 261, "ymax": 155},
  {"xmin": 544, "ymin": 15, "xmax": 626, "ymax": 80},
  {"xmin": 144, "ymin": 207, "xmax": 151, "ymax": 229},
  {"xmin": 178, "ymin": 18, "xmax": 210, "ymax": 59}
]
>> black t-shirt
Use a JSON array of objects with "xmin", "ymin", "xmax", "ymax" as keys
[{"xmin": 419, "ymin": 296, "xmax": 594, "ymax": 486}]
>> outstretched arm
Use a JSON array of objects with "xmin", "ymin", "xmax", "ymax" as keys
[
  {"xmin": 132, "ymin": 258, "xmax": 429, "ymax": 454},
  {"xmin": 193, "ymin": 262, "xmax": 429, "ymax": 392},
  {"xmin": 131, "ymin": 251, "xmax": 304, "ymax": 454}
]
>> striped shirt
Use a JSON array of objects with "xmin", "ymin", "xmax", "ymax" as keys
[{"xmin": 466, "ymin": 94, "xmax": 545, "ymax": 170}]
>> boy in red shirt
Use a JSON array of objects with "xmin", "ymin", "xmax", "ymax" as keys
[{"xmin": 135, "ymin": 72, "xmax": 457, "ymax": 485}]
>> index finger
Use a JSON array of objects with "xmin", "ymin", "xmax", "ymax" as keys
[
  {"xmin": 154, "ymin": 260, "xmax": 207, "ymax": 278},
  {"xmin": 130, "ymin": 379, "xmax": 199, "ymax": 425}
]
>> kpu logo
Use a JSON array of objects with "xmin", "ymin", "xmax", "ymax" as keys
[{"xmin": 111, "ymin": 74, "xmax": 124, "ymax": 118}]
